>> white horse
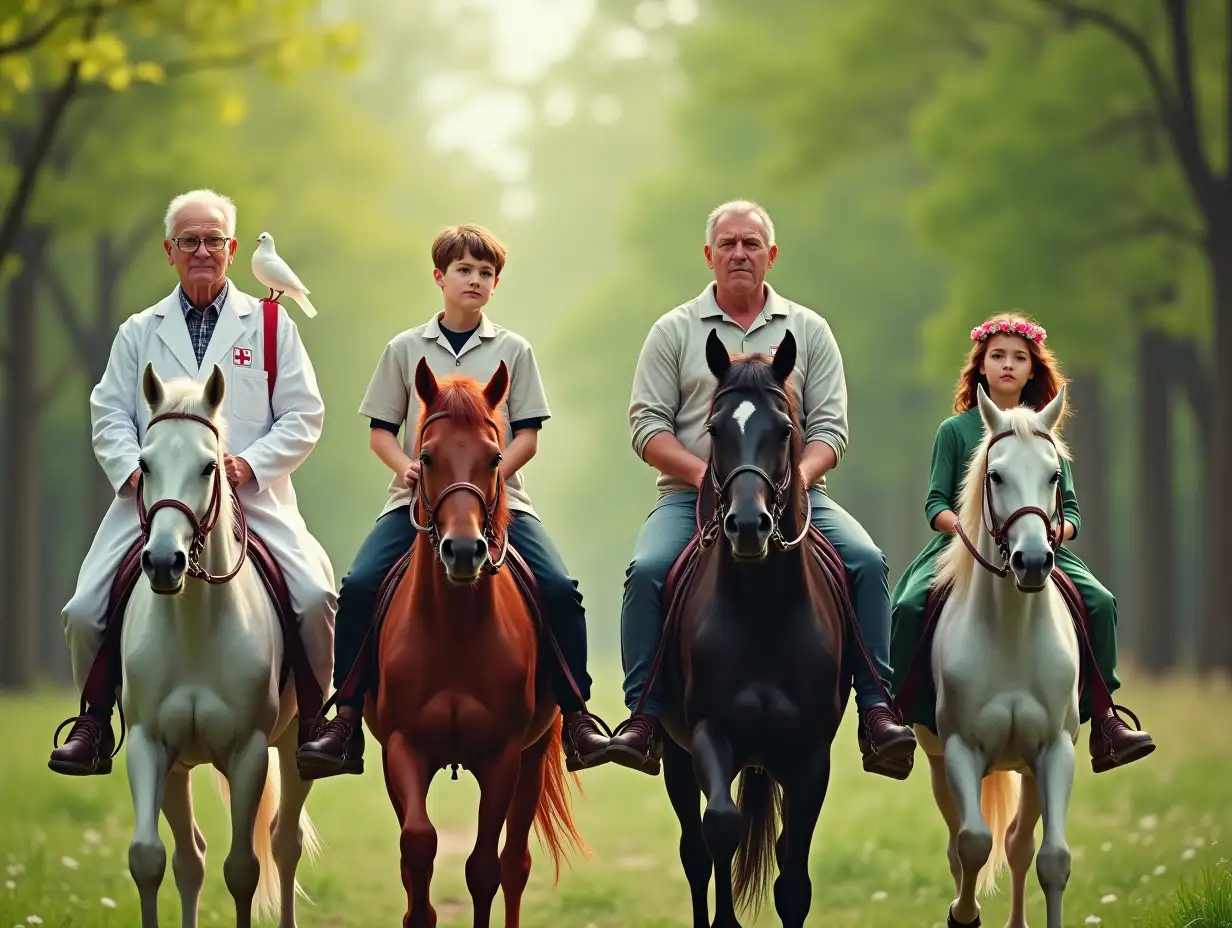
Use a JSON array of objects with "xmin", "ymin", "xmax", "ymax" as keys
[
  {"xmin": 916, "ymin": 385, "xmax": 1080, "ymax": 928},
  {"xmin": 122, "ymin": 362, "xmax": 322, "ymax": 928}
]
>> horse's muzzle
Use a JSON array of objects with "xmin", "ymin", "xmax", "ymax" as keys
[
  {"xmin": 1010, "ymin": 547, "xmax": 1053, "ymax": 592},
  {"xmin": 723, "ymin": 506, "xmax": 773, "ymax": 561},
  {"xmin": 440, "ymin": 534, "xmax": 488, "ymax": 583},
  {"xmin": 141, "ymin": 547, "xmax": 187, "ymax": 594}
]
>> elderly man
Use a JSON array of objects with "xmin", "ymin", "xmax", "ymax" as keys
[
  {"xmin": 606, "ymin": 200, "xmax": 917, "ymax": 780},
  {"xmin": 48, "ymin": 188, "xmax": 337, "ymax": 776}
]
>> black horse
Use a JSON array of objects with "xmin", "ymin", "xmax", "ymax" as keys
[{"xmin": 659, "ymin": 329, "xmax": 850, "ymax": 928}]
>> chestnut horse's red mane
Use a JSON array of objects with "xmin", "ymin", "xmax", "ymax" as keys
[{"xmin": 413, "ymin": 374, "xmax": 512, "ymax": 542}]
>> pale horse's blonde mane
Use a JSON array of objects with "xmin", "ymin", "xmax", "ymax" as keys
[
  {"xmin": 149, "ymin": 376, "xmax": 234, "ymax": 537},
  {"xmin": 935, "ymin": 405, "xmax": 1070, "ymax": 594}
]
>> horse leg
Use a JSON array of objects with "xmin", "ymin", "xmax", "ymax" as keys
[
  {"xmin": 663, "ymin": 736, "xmax": 711, "ymax": 928},
  {"xmin": 383, "ymin": 732, "xmax": 439, "ymax": 928},
  {"xmin": 774, "ymin": 751, "xmax": 831, "ymax": 928},
  {"xmin": 691, "ymin": 721, "xmax": 742, "ymax": 928},
  {"xmin": 1005, "ymin": 775, "xmax": 1042, "ymax": 928},
  {"xmin": 499, "ymin": 735, "xmax": 548, "ymax": 928},
  {"xmin": 1033, "ymin": 738, "xmax": 1075, "ymax": 928},
  {"xmin": 162, "ymin": 766, "xmax": 207, "ymax": 928},
  {"xmin": 943, "ymin": 734, "xmax": 991, "ymax": 927},
  {"xmin": 223, "ymin": 732, "xmax": 271, "ymax": 928},
  {"xmin": 468, "ymin": 741, "xmax": 523, "ymax": 928},
  {"xmin": 926, "ymin": 751, "xmax": 963, "ymax": 895},
  {"xmin": 272, "ymin": 722, "xmax": 317, "ymax": 928},
  {"xmin": 126, "ymin": 726, "xmax": 172, "ymax": 928}
]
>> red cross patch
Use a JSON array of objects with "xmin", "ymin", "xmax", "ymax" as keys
[{"xmin": 233, "ymin": 347, "xmax": 252, "ymax": 367}]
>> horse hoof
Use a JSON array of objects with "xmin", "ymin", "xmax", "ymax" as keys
[{"xmin": 946, "ymin": 904, "xmax": 980, "ymax": 928}]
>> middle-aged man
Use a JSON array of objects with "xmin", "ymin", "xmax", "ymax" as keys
[
  {"xmin": 48, "ymin": 188, "xmax": 337, "ymax": 776},
  {"xmin": 605, "ymin": 199, "xmax": 917, "ymax": 780}
]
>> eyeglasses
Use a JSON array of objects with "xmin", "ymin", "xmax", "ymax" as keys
[{"xmin": 172, "ymin": 235, "xmax": 231, "ymax": 253}]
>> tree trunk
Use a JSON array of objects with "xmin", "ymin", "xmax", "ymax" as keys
[
  {"xmin": 0, "ymin": 225, "xmax": 50, "ymax": 689},
  {"xmin": 1136, "ymin": 329, "xmax": 1177, "ymax": 674},
  {"xmin": 1067, "ymin": 371, "xmax": 1112, "ymax": 584},
  {"xmin": 1197, "ymin": 241, "xmax": 1232, "ymax": 672}
]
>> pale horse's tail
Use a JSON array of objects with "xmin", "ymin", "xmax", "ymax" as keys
[
  {"xmin": 976, "ymin": 768, "xmax": 1022, "ymax": 897},
  {"xmin": 210, "ymin": 749, "xmax": 322, "ymax": 921}
]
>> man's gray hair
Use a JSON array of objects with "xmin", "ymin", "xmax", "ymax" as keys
[
  {"xmin": 705, "ymin": 199, "xmax": 776, "ymax": 247},
  {"xmin": 164, "ymin": 188, "xmax": 237, "ymax": 238}
]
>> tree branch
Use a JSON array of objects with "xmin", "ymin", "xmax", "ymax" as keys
[
  {"xmin": 1077, "ymin": 214, "xmax": 1205, "ymax": 253},
  {"xmin": 1035, "ymin": 0, "xmax": 1219, "ymax": 215},
  {"xmin": 0, "ymin": 3, "xmax": 80, "ymax": 58},
  {"xmin": 41, "ymin": 260, "xmax": 92, "ymax": 361},
  {"xmin": 1161, "ymin": 0, "xmax": 1217, "ymax": 204},
  {"xmin": 79, "ymin": 40, "xmax": 285, "ymax": 97}
]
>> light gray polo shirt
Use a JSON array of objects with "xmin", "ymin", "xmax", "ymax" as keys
[
  {"xmin": 359, "ymin": 312, "xmax": 551, "ymax": 518},
  {"xmin": 628, "ymin": 281, "xmax": 849, "ymax": 497}
]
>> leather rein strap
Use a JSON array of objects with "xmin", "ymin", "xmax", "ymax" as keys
[
  {"xmin": 956, "ymin": 427, "xmax": 1066, "ymax": 578},
  {"xmin": 137, "ymin": 411, "xmax": 249, "ymax": 584},
  {"xmin": 407, "ymin": 410, "xmax": 509, "ymax": 572}
]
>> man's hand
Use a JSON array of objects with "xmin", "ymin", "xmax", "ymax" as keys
[
  {"xmin": 224, "ymin": 454, "xmax": 255, "ymax": 488},
  {"xmin": 403, "ymin": 459, "xmax": 421, "ymax": 489}
]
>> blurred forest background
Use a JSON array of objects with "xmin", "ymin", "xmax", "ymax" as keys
[{"xmin": 0, "ymin": 0, "xmax": 1227, "ymax": 689}]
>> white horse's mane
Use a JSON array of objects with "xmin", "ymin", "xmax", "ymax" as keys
[{"xmin": 936, "ymin": 405, "xmax": 1070, "ymax": 594}]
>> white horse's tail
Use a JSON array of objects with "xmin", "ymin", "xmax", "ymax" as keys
[
  {"xmin": 976, "ymin": 769, "xmax": 1021, "ymax": 896},
  {"xmin": 211, "ymin": 749, "xmax": 321, "ymax": 921}
]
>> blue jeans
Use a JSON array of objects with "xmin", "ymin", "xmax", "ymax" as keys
[
  {"xmin": 620, "ymin": 489, "xmax": 892, "ymax": 716},
  {"xmin": 333, "ymin": 506, "xmax": 592, "ymax": 713}
]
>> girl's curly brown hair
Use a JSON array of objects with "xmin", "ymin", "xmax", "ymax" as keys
[{"xmin": 953, "ymin": 311, "xmax": 1065, "ymax": 414}]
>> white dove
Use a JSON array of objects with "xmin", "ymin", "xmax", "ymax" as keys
[{"xmin": 251, "ymin": 231, "xmax": 317, "ymax": 318}]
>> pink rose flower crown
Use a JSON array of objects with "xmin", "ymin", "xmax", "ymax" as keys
[{"xmin": 970, "ymin": 319, "xmax": 1047, "ymax": 344}]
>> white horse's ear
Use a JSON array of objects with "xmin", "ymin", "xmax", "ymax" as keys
[
  {"xmin": 976, "ymin": 383, "xmax": 1004, "ymax": 435},
  {"xmin": 1038, "ymin": 384, "xmax": 1066, "ymax": 433},
  {"xmin": 203, "ymin": 364, "xmax": 226, "ymax": 412},
  {"xmin": 142, "ymin": 362, "xmax": 165, "ymax": 412}
]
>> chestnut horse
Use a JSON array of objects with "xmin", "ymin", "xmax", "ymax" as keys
[{"xmin": 366, "ymin": 359, "xmax": 583, "ymax": 928}]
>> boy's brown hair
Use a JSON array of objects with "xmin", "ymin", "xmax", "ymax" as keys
[{"xmin": 431, "ymin": 224, "xmax": 508, "ymax": 276}]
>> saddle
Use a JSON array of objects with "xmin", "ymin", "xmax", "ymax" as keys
[
  {"xmin": 634, "ymin": 490, "xmax": 894, "ymax": 719},
  {"xmin": 80, "ymin": 520, "xmax": 323, "ymax": 743},
  {"xmin": 892, "ymin": 568, "xmax": 1108, "ymax": 727},
  {"xmin": 328, "ymin": 536, "xmax": 584, "ymax": 711}
]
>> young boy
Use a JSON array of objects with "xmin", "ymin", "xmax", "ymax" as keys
[{"xmin": 297, "ymin": 224, "xmax": 610, "ymax": 777}]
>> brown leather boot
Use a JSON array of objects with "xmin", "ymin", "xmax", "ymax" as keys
[
  {"xmin": 297, "ymin": 706, "xmax": 365, "ymax": 780},
  {"xmin": 1090, "ymin": 707, "xmax": 1155, "ymax": 773},
  {"xmin": 562, "ymin": 710, "xmax": 611, "ymax": 771},
  {"xmin": 49, "ymin": 711, "xmax": 116, "ymax": 776},
  {"xmin": 604, "ymin": 714, "xmax": 662, "ymax": 775},
  {"xmin": 858, "ymin": 704, "xmax": 916, "ymax": 780}
]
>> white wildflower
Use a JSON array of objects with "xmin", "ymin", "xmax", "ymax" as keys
[
  {"xmin": 1139, "ymin": 814, "xmax": 1158, "ymax": 830},
  {"xmin": 5, "ymin": 864, "xmax": 23, "ymax": 877},
  {"xmin": 1084, "ymin": 917, "xmax": 1102, "ymax": 925},
  {"xmin": 1100, "ymin": 841, "xmax": 1113, "ymax": 852},
  {"xmin": 1100, "ymin": 893, "xmax": 1117, "ymax": 903},
  {"xmin": 1153, "ymin": 864, "xmax": 1167, "ymax": 876},
  {"xmin": 83, "ymin": 830, "xmax": 101, "ymax": 845},
  {"xmin": 100, "ymin": 898, "xmax": 116, "ymax": 909},
  {"xmin": 871, "ymin": 890, "xmax": 888, "ymax": 902},
  {"xmin": 26, "ymin": 917, "xmax": 43, "ymax": 925},
  {"xmin": 60, "ymin": 856, "xmax": 79, "ymax": 870},
  {"xmin": 1182, "ymin": 848, "xmax": 1196, "ymax": 861},
  {"xmin": 4, "ymin": 881, "xmax": 14, "ymax": 890}
]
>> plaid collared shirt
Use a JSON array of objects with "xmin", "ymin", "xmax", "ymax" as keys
[{"xmin": 179, "ymin": 280, "xmax": 229, "ymax": 368}]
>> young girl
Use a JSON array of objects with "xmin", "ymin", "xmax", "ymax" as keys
[{"xmin": 890, "ymin": 312, "xmax": 1155, "ymax": 773}]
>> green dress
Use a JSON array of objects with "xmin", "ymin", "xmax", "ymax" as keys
[{"xmin": 889, "ymin": 408, "xmax": 1120, "ymax": 733}]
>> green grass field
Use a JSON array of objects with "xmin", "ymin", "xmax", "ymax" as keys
[{"xmin": 2, "ymin": 667, "xmax": 1228, "ymax": 927}]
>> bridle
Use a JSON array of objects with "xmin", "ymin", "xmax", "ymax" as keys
[
  {"xmin": 699, "ymin": 383, "xmax": 811, "ymax": 552},
  {"xmin": 955, "ymin": 428, "xmax": 1065, "ymax": 579},
  {"xmin": 137, "ymin": 411, "xmax": 248, "ymax": 584},
  {"xmin": 408, "ymin": 410, "xmax": 509, "ymax": 572}
]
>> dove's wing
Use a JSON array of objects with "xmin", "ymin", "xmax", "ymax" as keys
[{"xmin": 256, "ymin": 252, "xmax": 310, "ymax": 294}]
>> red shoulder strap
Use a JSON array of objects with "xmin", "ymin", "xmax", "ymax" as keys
[{"xmin": 262, "ymin": 299, "xmax": 278, "ymax": 402}]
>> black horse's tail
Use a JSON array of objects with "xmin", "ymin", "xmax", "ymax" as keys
[{"xmin": 732, "ymin": 766, "xmax": 782, "ymax": 916}]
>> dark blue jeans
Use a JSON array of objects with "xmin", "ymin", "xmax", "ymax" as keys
[
  {"xmin": 620, "ymin": 489, "xmax": 893, "ymax": 717},
  {"xmin": 332, "ymin": 506, "xmax": 592, "ymax": 713}
]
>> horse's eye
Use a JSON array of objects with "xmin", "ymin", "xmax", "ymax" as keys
[
  {"xmin": 779, "ymin": 428, "xmax": 792, "ymax": 444},
  {"xmin": 492, "ymin": 452, "xmax": 503, "ymax": 470},
  {"xmin": 420, "ymin": 452, "xmax": 432, "ymax": 467},
  {"xmin": 1050, "ymin": 471, "xmax": 1061, "ymax": 484},
  {"xmin": 138, "ymin": 459, "xmax": 150, "ymax": 474},
  {"xmin": 989, "ymin": 471, "xmax": 1003, "ymax": 485},
  {"xmin": 202, "ymin": 461, "xmax": 217, "ymax": 476}
]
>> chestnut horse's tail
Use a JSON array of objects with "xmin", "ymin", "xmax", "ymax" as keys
[
  {"xmin": 533, "ymin": 715, "xmax": 589, "ymax": 884},
  {"xmin": 732, "ymin": 765, "xmax": 782, "ymax": 918}
]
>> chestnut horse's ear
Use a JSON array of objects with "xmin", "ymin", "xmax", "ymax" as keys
[
  {"xmin": 705, "ymin": 328, "xmax": 730, "ymax": 380},
  {"xmin": 770, "ymin": 330, "xmax": 796, "ymax": 384},
  {"xmin": 483, "ymin": 360, "xmax": 509, "ymax": 409},
  {"xmin": 414, "ymin": 357, "xmax": 439, "ymax": 406}
]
